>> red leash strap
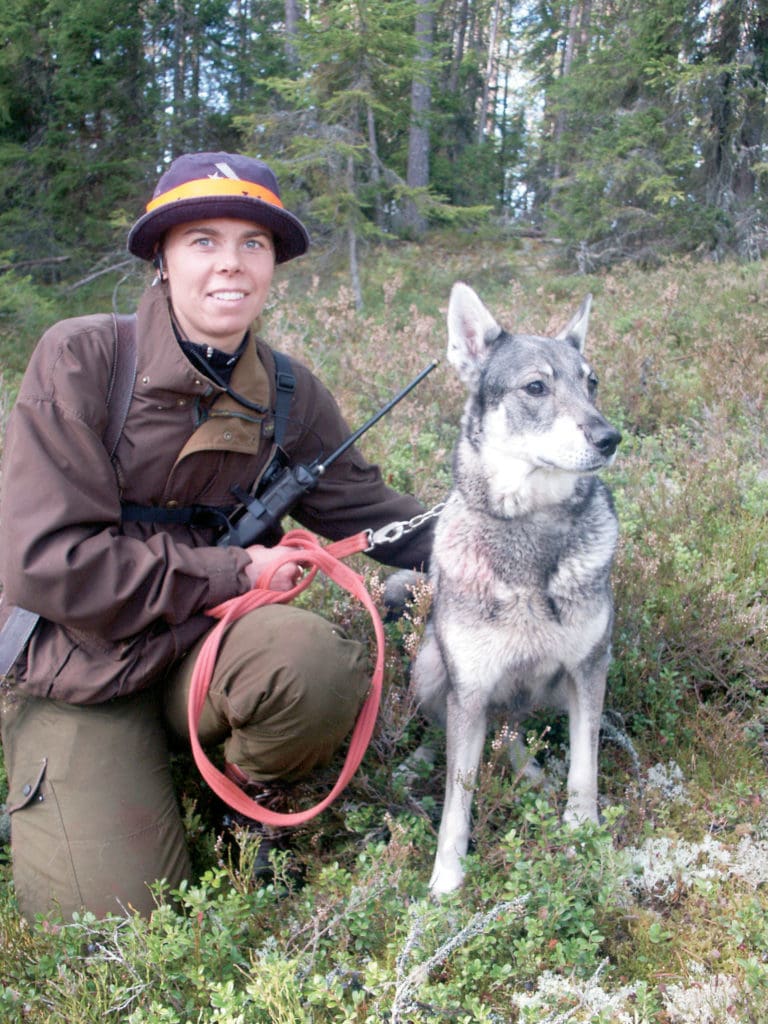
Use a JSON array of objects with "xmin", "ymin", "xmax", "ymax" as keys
[{"xmin": 187, "ymin": 529, "xmax": 384, "ymax": 827}]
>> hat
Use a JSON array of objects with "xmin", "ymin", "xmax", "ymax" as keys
[{"xmin": 127, "ymin": 152, "xmax": 309, "ymax": 264}]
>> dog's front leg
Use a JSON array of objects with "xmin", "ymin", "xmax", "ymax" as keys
[
  {"xmin": 430, "ymin": 689, "xmax": 488, "ymax": 895},
  {"xmin": 562, "ymin": 669, "xmax": 605, "ymax": 826}
]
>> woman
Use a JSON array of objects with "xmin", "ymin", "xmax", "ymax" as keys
[{"xmin": 0, "ymin": 152, "xmax": 432, "ymax": 920}]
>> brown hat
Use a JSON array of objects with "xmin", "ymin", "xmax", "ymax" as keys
[{"xmin": 127, "ymin": 152, "xmax": 309, "ymax": 264}]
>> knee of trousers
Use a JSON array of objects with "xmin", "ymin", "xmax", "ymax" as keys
[
  {"xmin": 164, "ymin": 604, "xmax": 370, "ymax": 782},
  {"xmin": 1, "ymin": 689, "xmax": 191, "ymax": 922}
]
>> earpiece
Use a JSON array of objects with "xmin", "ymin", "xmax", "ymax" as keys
[{"xmin": 153, "ymin": 250, "xmax": 166, "ymax": 279}]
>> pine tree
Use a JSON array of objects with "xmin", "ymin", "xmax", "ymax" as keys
[{"xmin": 0, "ymin": 0, "xmax": 151, "ymax": 269}]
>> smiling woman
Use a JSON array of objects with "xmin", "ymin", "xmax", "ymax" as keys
[{"xmin": 0, "ymin": 150, "xmax": 434, "ymax": 922}]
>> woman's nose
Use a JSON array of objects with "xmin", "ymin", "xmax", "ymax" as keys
[{"xmin": 216, "ymin": 244, "xmax": 242, "ymax": 272}]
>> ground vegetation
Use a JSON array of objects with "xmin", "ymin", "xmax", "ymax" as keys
[{"xmin": 0, "ymin": 234, "xmax": 766, "ymax": 1022}]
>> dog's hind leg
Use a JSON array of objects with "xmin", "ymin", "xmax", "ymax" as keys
[
  {"xmin": 411, "ymin": 623, "xmax": 449, "ymax": 726},
  {"xmin": 430, "ymin": 689, "xmax": 487, "ymax": 895}
]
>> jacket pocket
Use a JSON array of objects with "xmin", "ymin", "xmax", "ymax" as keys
[{"xmin": 7, "ymin": 757, "xmax": 47, "ymax": 814}]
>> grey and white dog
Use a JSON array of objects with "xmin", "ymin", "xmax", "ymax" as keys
[{"xmin": 405, "ymin": 282, "xmax": 621, "ymax": 895}]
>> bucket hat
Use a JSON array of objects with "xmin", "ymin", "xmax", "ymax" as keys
[{"xmin": 128, "ymin": 152, "xmax": 309, "ymax": 264}]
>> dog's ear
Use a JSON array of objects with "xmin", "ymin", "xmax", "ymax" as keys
[
  {"xmin": 446, "ymin": 282, "xmax": 502, "ymax": 386},
  {"xmin": 556, "ymin": 294, "xmax": 592, "ymax": 353}
]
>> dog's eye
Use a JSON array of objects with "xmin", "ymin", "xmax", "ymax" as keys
[
  {"xmin": 587, "ymin": 373, "xmax": 599, "ymax": 395},
  {"xmin": 524, "ymin": 380, "xmax": 547, "ymax": 397}
]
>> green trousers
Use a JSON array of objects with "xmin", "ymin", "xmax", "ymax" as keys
[{"xmin": 1, "ymin": 605, "xmax": 368, "ymax": 921}]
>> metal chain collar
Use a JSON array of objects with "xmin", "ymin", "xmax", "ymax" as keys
[{"xmin": 365, "ymin": 501, "xmax": 446, "ymax": 552}]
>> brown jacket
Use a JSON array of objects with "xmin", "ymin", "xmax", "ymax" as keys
[{"xmin": 0, "ymin": 284, "xmax": 431, "ymax": 703}]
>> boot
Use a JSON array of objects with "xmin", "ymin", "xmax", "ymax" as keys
[{"xmin": 219, "ymin": 763, "xmax": 305, "ymax": 888}]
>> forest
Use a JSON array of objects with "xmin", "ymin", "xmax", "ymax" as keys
[
  {"xmin": 1, "ymin": 3, "xmax": 768, "ymax": 1022},
  {"xmin": 1, "ymin": 0, "xmax": 767, "ymax": 288}
]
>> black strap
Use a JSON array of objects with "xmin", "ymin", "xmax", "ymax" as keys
[
  {"xmin": 237, "ymin": 348, "xmax": 294, "ymax": 497},
  {"xmin": 120, "ymin": 503, "xmax": 233, "ymax": 530},
  {"xmin": 271, "ymin": 349, "xmax": 295, "ymax": 446}
]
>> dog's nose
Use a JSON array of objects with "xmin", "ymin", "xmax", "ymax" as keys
[{"xmin": 586, "ymin": 420, "xmax": 622, "ymax": 457}]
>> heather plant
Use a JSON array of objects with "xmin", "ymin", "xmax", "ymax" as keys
[
  {"xmin": 609, "ymin": 426, "xmax": 768, "ymax": 738},
  {"xmin": 1, "ymin": 241, "xmax": 767, "ymax": 1021}
]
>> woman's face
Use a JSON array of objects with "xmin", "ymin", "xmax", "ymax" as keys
[{"xmin": 162, "ymin": 217, "xmax": 276, "ymax": 352}]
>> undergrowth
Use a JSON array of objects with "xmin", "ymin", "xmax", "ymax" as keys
[{"xmin": 1, "ymin": 237, "xmax": 767, "ymax": 1021}]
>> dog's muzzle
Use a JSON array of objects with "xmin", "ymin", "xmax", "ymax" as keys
[{"xmin": 585, "ymin": 418, "xmax": 622, "ymax": 458}]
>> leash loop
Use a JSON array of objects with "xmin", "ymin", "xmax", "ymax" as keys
[{"xmin": 187, "ymin": 528, "xmax": 384, "ymax": 828}]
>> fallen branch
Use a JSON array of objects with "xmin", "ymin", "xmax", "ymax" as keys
[
  {"xmin": 0, "ymin": 256, "xmax": 70, "ymax": 276},
  {"xmin": 391, "ymin": 896, "xmax": 530, "ymax": 1023},
  {"xmin": 66, "ymin": 259, "xmax": 135, "ymax": 292}
]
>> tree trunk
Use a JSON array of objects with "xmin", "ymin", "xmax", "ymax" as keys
[
  {"xmin": 366, "ymin": 98, "xmax": 384, "ymax": 227},
  {"xmin": 403, "ymin": 0, "xmax": 434, "ymax": 236},
  {"xmin": 172, "ymin": 0, "xmax": 187, "ymax": 158},
  {"xmin": 476, "ymin": 0, "xmax": 501, "ymax": 144},
  {"xmin": 285, "ymin": 0, "xmax": 300, "ymax": 69},
  {"xmin": 448, "ymin": 0, "xmax": 470, "ymax": 94},
  {"xmin": 552, "ymin": 2, "xmax": 581, "ymax": 181},
  {"xmin": 347, "ymin": 154, "xmax": 363, "ymax": 310}
]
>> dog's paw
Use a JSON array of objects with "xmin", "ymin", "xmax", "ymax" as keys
[
  {"xmin": 504, "ymin": 733, "xmax": 553, "ymax": 790},
  {"xmin": 383, "ymin": 568, "xmax": 425, "ymax": 621},
  {"xmin": 563, "ymin": 797, "xmax": 600, "ymax": 828},
  {"xmin": 393, "ymin": 743, "xmax": 436, "ymax": 788},
  {"xmin": 429, "ymin": 859, "xmax": 466, "ymax": 896}
]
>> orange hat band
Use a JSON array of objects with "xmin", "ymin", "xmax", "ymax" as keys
[{"xmin": 146, "ymin": 178, "xmax": 284, "ymax": 213}]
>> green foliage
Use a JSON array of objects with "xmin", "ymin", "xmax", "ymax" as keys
[
  {"xmin": 582, "ymin": 260, "xmax": 768, "ymax": 744},
  {"xmin": 610, "ymin": 428, "xmax": 768, "ymax": 727},
  {"xmin": 0, "ymin": 0, "xmax": 151, "ymax": 263},
  {"xmin": 497, "ymin": 800, "xmax": 618, "ymax": 978},
  {"xmin": 0, "ymin": 271, "xmax": 57, "ymax": 384},
  {"xmin": 534, "ymin": 0, "xmax": 768, "ymax": 267}
]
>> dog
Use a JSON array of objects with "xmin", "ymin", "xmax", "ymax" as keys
[{"xmin": 402, "ymin": 282, "xmax": 621, "ymax": 895}]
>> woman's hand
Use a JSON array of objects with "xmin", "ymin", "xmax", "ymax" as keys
[{"xmin": 244, "ymin": 544, "xmax": 302, "ymax": 591}]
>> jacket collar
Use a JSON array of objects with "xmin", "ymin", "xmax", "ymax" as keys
[
  {"xmin": 135, "ymin": 282, "xmax": 271, "ymax": 413},
  {"xmin": 134, "ymin": 284, "xmax": 276, "ymax": 462}
]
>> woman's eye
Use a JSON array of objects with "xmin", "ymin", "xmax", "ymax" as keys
[{"xmin": 524, "ymin": 380, "xmax": 547, "ymax": 397}]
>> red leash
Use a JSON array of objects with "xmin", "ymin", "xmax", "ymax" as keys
[{"xmin": 187, "ymin": 529, "xmax": 384, "ymax": 827}]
